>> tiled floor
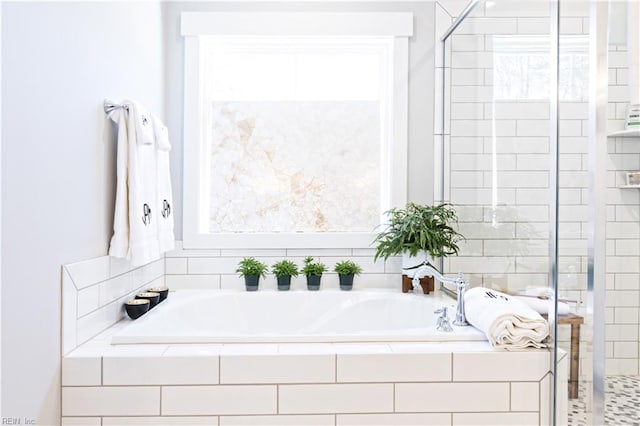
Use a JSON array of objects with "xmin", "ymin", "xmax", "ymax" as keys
[{"xmin": 568, "ymin": 375, "xmax": 640, "ymax": 426}]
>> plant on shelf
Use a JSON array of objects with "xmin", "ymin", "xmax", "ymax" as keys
[
  {"xmin": 271, "ymin": 260, "xmax": 299, "ymax": 291},
  {"xmin": 301, "ymin": 256, "xmax": 327, "ymax": 291},
  {"xmin": 372, "ymin": 202, "xmax": 464, "ymax": 294},
  {"xmin": 235, "ymin": 257, "xmax": 268, "ymax": 291},
  {"xmin": 333, "ymin": 260, "xmax": 362, "ymax": 291}
]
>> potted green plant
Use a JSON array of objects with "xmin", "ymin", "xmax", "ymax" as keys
[
  {"xmin": 235, "ymin": 257, "xmax": 268, "ymax": 291},
  {"xmin": 271, "ymin": 260, "xmax": 299, "ymax": 291},
  {"xmin": 372, "ymin": 203, "xmax": 464, "ymax": 294},
  {"xmin": 333, "ymin": 260, "xmax": 362, "ymax": 291},
  {"xmin": 301, "ymin": 256, "xmax": 326, "ymax": 291}
]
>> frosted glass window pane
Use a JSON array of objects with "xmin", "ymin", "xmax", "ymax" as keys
[
  {"xmin": 208, "ymin": 101, "xmax": 380, "ymax": 233},
  {"xmin": 201, "ymin": 37, "xmax": 390, "ymax": 234}
]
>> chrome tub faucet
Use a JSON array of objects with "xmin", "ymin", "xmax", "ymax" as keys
[{"xmin": 412, "ymin": 264, "xmax": 469, "ymax": 327}]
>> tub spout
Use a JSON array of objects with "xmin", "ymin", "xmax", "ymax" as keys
[{"xmin": 412, "ymin": 264, "xmax": 469, "ymax": 327}]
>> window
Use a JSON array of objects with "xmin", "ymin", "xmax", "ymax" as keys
[
  {"xmin": 493, "ymin": 35, "xmax": 588, "ymax": 101},
  {"xmin": 182, "ymin": 13, "xmax": 412, "ymax": 248}
]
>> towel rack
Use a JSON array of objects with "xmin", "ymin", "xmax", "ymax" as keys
[{"xmin": 103, "ymin": 99, "xmax": 129, "ymax": 114}]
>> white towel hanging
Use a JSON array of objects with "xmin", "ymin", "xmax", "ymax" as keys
[{"xmin": 107, "ymin": 99, "xmax": 169, "ymax": 266}]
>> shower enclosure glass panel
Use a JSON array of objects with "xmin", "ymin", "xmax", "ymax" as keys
[
  {"xmin": 441, "ymin": 2, "xmax": 554, "ymax": 298},
  {"xmin": 438, "ymin": 1, "xmax": 596, "ymax": 424}
]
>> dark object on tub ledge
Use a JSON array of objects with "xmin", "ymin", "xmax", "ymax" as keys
[
  {"xmin": 136, "ymin": 291, "xmax": 160, "ymax": 309},
  {"xmin": 125, "ymin": 299, "xmax": 150, "ymax": 319},
  {"xmin": 148, "ymin": 286, "xmax": 169, "ymax": 302}
]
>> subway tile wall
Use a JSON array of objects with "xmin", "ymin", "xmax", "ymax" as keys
[
  {"xmin": 61, "ymin": 343, "xmax": 562, "ymax": 425},
  {"xmin": 437, "ymin": 0, "xmax": 640, "ymax": 377},
  {"xmin": 606, "ymin": 44, "xmax": 640, "ymax": 376},
  {"xmin": 62, "ymin": 256, "xmax": 164, "ymax": 355},
  {"xmin": 441, "ymin": 1, "xmax": 588, "ymax": 296},
  {"xmin": 164, "ymin": 242, "xmax": 402, "ymax": 292}
]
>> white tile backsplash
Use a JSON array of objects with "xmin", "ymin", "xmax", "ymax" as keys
[
  {"xmin": 62, "ymin": 356, "xmax": 102, "ymax": 386},
  {"xmin": 61, "ymin": 418, "xmax": 101, "ymax": 426},
  {"xmin": 337, "ymin": 413, "xmax": 451, "ymax": 426},
  {"xmin": 221, "ymin": 415, "xmax": 334, "ymax": 426},
  {"xmin": 62, "ymin": 386, "xmax": 161, "ymax": 416},
  {"xmin": 279, "ymin": 384, "xmax": 394, "ymax": 414},
  {"xmin": 102, "ymin": 417, "xmax": 220, "ymax": 426},
  {"xmin": 103, "ymin": 355, "xmax": 219, "ymax": 385},
  {"xmin": 220, "ymin": 354, "xmax": 335, "ymax": 384},
  {"xmin": 337, "ymin": 353, "xmax": 451, "ymax": 382},
  {"xmin": 65, "ymin": 256, "xmax": 111, "ymax": 290},
  {"xmin": 453, "ymin": 412, "xmax": 539, "ymax": 426},
  {"xmin": 162, "ymin": 385, "xmax": 278, "ymax": 416},
  {"xmin": 63, "ymin": 255, "xmax": 165, "ymax": 353},
  {"xmin": 395, "ymin": 382, "xmax": 510, "ymax": 412},
  {"xmin": 510, "ymin": 382, "xmax": 540, "ymax": 411}
]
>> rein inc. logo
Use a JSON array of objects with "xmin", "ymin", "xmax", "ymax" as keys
[{"xmin": 1, "ymin": 418, "xmax": 35, "ymax": 425}]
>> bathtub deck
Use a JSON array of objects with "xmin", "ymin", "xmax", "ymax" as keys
[{"xmin": 62, "ymin": 323, "xmax": 568, "ymax": 426}]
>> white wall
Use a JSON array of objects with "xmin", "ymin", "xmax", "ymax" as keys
[
  {"xmin": 0, "ymin": 0, "xmax": 3, "ymax": 415},
  {"xmin": 162, "ymin": 1, "xmax": 437, "ymax": 240},
  {"xmin": 1, "ymin": 2, "xmax": 164, "ymax": 424}
]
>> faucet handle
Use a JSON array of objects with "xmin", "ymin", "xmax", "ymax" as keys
[
  {"xmin": 434, "ymin": 306, "xmax": 448, "ymax": 316},
  {"xmin": 435, "ymin": 306, "xmax": 453, "ymax": 332}
]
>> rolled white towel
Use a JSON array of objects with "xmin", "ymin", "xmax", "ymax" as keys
[
  {"xmin": 513, "ymin": 296, "xmax": 573, "ymax": 316},
  {"xmin": 465, "ymin": 287, "xmax": 549, "ymax": 350}
]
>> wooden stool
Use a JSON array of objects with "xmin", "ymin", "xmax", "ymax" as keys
[{"xmin": 544, "ymin": 313, "xmax": 584, "ymax": 399}]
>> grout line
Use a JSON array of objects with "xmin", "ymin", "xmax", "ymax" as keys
[
  {"xmin": 393, "ymin": 383, "xmax": 396, "ymax": 412},
  {"xmin": 509, "ymin": 381, "xmax": 512, "ymax": 411},
  {"xmin": 450, "ymin": 353, "xmax": 454, "ymax": 381},
  {"xmin": 160, "ymin": 386, "xmax": 163, "ymax": 416}
]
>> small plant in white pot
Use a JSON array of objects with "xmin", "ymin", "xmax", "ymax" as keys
[
  {"xmin": 235, "ymin": 257, "xmax": 268, "ymax": 291},
  {"xmin": 271, "ymin": 260, "xmax": 299, "ymax": 291},
  {"xmin": 373, "ymin": 203, "xmax": 464, "ymax": 293},
  {"xmin": 301, "ymin": 256, "xmax": 326, "ymax": 291},
  {"xmin": 333, "ymin": 260, "xmax": 362, "ymax": 291}
]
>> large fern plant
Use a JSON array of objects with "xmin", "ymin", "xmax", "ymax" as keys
[{"xmin": 373, "ymin": 203, "xmax": 464, "ymax": 269}]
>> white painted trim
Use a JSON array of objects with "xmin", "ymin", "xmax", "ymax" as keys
[
  {"xmin": 391, "ymin": 37, "xmax": 409, "ymax": 208},
  {"xmin": 181, "ymin": 12, "xmax": 413, "ymax": 37},
  {"xmin": 181, "ymin": 13, "xmax": 411, "ymax": 249},
  {"xmin": 0, "ymin": 0, "xmax": 3, "ymax": 414},
  {"xmin": 185, "ymin": 232, "xmax": 378, "ymax": 249},
  {"xmin": 182, "ymin": 36, "xmax": 203, "ymax": 248}
]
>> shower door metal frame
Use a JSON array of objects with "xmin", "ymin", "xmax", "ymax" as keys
[{"xmin": 588, "ymin": 1, "xmax": 608, "ymax": 425}]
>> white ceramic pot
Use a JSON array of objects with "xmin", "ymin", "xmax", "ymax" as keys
[{"xmin": 401, "ymin": 251, "xmax": 430, "ymax": 274}]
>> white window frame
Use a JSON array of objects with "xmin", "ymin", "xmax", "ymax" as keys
[{"xmin": 181, "ymin": 12, "xmax": 412, "ymax": 249}]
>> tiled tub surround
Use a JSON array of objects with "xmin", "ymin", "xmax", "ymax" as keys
[
  {"xmin": 62, "ymin": 255, "xmax": 165, "ymax": 355},
  {"xmin": 62, "ymin": 328, "xmax": 568, "ymax": 425},
  {"xmin": 164, "ymin": 243, "xmax": 404, "ymax": 292},
  {"xmin": 62, "ymin": 250, "xmax": 568, "ymax": 424}
]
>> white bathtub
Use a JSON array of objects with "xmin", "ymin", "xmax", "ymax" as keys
[{"xmin": 111, "ymin": 289, "xmax": 486, "ymax": 344}]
